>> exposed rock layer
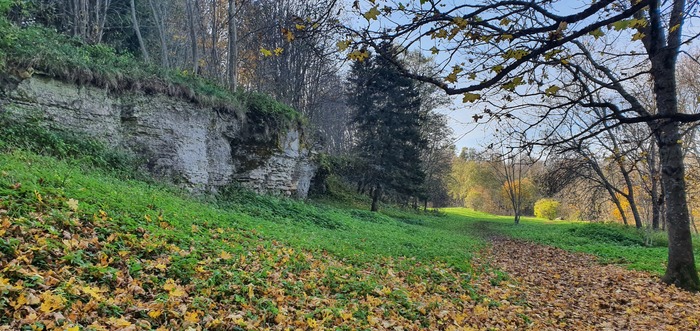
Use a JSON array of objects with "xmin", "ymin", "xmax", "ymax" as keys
[{"xmin": 0, "ymin": 75, "xmax": 315, "ymax": 198}]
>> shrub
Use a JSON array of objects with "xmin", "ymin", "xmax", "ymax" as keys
[
  {"xmin": 534, "ymin": 198, "xmax": 560, "ymax": 220},
  {"xmin": 568, "ymin": 223, "xmax": 646, "ymax": 247}
]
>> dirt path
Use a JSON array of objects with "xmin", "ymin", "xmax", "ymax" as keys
[{"xmin": 475, "ymin": 235, "xmax": 700, "ymax": 330}]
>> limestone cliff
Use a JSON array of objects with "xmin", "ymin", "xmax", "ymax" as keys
[{"xmin": 0, "ymin": 75, "xmax": 316, "ymax": 198}]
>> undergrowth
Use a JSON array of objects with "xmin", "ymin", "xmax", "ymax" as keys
[
  {"xmin": 0, "ymin": 16, "xmax": 301, "ymax": 124},
  {"xmin": 0, "ymin": 115, "xmax": 145, "ymax": 181}
]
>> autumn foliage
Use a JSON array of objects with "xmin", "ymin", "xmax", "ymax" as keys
[{"xmin": 534, "ymin": 199, "xmax": 560, "ymax": 220}]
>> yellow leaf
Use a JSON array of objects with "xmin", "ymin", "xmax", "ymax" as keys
[
  {"xmin": 164, "ymin": 278, "xmax": 185, "ymax": 297},
  {"xmin": 66, "ymin": 326, "xmax": 79, "ymax": 331},
  {"xmin": 500, "ymin": 18, "xmax": 511, "ymax": 26},
  {"xmin": 453, "ymin": 17, "xmax": 467, "ymax": 29},
  {"xmin": 148, "ymin": 310, "xmax": 162, "ymax": 319},
  {"xmin": 82, "ymin": 286, "xmax": 104, "ymax": 300},
  {"xmin": 670, "ymin": 23, "xmax": 681, "ymax": 32},
  {"xmin": 155, "ymin": 263, "xmax": 167, "ymax": 271},
  {"xmin": 39, "ymin": 291, "xmax": 66, "ymax": 313},
  {"xmin": 207, "ymin": 318, "xmax": 223, "ymax": 328},
  {"xmin": 247, "ymin": 284, "xmax": 254, "ymax": 299},
  {"xmin": 191, "ymin": 224, "xmax": 199, "ymax": 232},
  {"xmin": 260, "ymin": 48, "xmax": 273, "ymax": 57},
  {"xmin": 367, "ymin": 315, "xmax": 378, "ymax": 326},
  {"xmin": 184, "ymin": 311, "xmax": 200, "ymax": 323},
  {"xmin": 502, "ymin": 76, "xmax": 524, "ymax": 90},
  {"xmin": 12, "ymin": 293, "xmax": 27, "ymax": 309},
  {"xmin": 446, "ymin": 65, "xmax": 463, "ymax": 83},
  {"xmin": 163, "ymin": 279, "xmax": 176, "ymax": 291},
  {"xmin": 631, "ymin": 31, "xmax": 645, "ymax": 41},
  {"xmin": 502, "ymin": 49, "xmax": 528, "ymax": 60},
  {"xmin": 589, "ymin": 28, "xmax": 604, "ymax": 39},
  {"xmin": 295, "ymin": 24, "xmax": 306, "ymax": 30},
  {"xmin": 66, "ymin": 198, "xmax": 79, "ymax": 211},
  {"xmin": 274, "ymin": 47, "xmax": 284, "ymax": 56},
  {"xmin": 340, "ymin": 310, "xmax": 353, "ymax": 321},
  {"xmin": 433, "ymin": 29, "xmax": 448, "ymax": 39},
  {"xmin": 363, "ymin": 6, "xmax": 381, "ymax": 21},
  {"xmin": 306, "ymin": 318, "xmax": 318, "ymax": 328},
  {"xmin": 611, "ymin": 19, "xmax": 631, "ymax": 31},
  {"xmin": 0, "ymin": 277, "xmax": 10, "ymax": 290},
  {"xmin": 112, "ymin": 318, "xmax": 132, "ymax": 327},
  {"xmin": 220, "ymin": 251, "xmax": 233, "ymax": 260},
  {"xmin": 446, "ymin": 72, "xmax": 458, "ymax": 83},
  {"xmin": 430, "ymin": 46, "xmax": 439, "ymax": 55},
  {"xmin": 336, "ymin": 40, "xmax": 351, "ymax": 52},
  {"xmin": 544, "ymin": 85, "xmax": 560, "ymax": 96},
  {"xmin": 462, "ymin": 93, "xmax": 481, "ymax": 103},
  {"xmin": 348, "ymin": 49, "xmax": 370, "ymax": 62},
  {"xmin": 170, "ymin": 287, "xmax": 186, "ymax": 297}
]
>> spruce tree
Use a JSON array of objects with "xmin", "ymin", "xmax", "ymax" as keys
[{"xmin": 347, "ymin": 44, "xmax": 426, "ymax": 211}]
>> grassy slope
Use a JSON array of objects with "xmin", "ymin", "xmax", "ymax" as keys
[
  {"xmin": 2, "ymin": 146, "xmax": 699, "ymax": 329},
  {"xmin": 0, "ymin": 151, "xmax": 495, "ymax": 330}
]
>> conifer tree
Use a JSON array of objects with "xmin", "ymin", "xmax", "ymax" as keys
[{"xmin": 347, "ymin": 44, "xmax": 426, "ymax": 211}]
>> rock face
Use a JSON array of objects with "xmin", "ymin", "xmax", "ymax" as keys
[{"xmin": 0, "ymin": 75, "xmax": 316, "ymax": 198}]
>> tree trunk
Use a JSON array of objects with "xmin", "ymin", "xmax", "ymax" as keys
[
  {"xmin": 148, "ymin": 0, "xmax": 169, "ymax": 68},
  {"xmin": 651, "ymin": 143, "xmax": 661, "ymax": 230},
  {"xmin": 626, "ymin": 191, "xmax": 643, "ymax": 229},
  {"xmin": 210, "ymin": 0, "xmax": 219, "ymax": 79},
  {"xmin": 651, "ymin": 30, "xmax": 700, "ymax": 288},
  {"xmin": 371, "ymin": 186, "xmax": 381, "ymax": 212},
  {"xmin": 657, "ymin": 123, "xmax": 699, "ymax": 290},
  {"xmin": 95, "ymin": 0, "xmax": 111, "ymax": 44},
  {"xmin": 186, "ymin": 0, "xmax": 199, "ymax": 75},
  {"xmin": 130, "ymin": 0, "xmax": 150, "ymax": 63},
  {"xmin": 227, "ymin": 0, "xmax": 238, "ymax": 89},
  {"xmin": 615, "ymin": 148, "xmax": 643, "ymax": 229}
]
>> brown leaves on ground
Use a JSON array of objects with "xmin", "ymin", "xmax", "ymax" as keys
[
  {"xmin": 0, "ymin": 188, "xmax": 534, "ymax": 330},
  {"xmin": 2, "ymin": 185, "xmax": 700, "ymax": 330},
  {"xmin": 481, "ymin": 237, "xmax": 700, "ymax": 330}
]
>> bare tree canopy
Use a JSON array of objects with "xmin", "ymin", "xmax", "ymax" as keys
[{"xmin": 348, "ymin": 0, "xmax": 700, "ymax": 290}]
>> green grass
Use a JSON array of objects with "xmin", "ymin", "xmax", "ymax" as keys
[
  {"xmin": 1, "ymin": 136, "xmax": 699, "ymax": 328},
  {"xmin": 0, "ymin": 149, "xmax": 502, "ymax": 329},
  {"xmin": 0, "ymin": 114, "xmax": 695, "ymax": 278},
  {"xmin": 438, "ymin": 208, "xmax": 700, "ymax": 275},
  {"xmin": 0, "ymin": 150, "xmax": 481, "ymax": 271},
  {"xmin": 0, "ymin": 115, "xmax": 696, "ymax": 279}
]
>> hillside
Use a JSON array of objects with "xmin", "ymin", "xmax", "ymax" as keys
[{"xmin": 1, "ymin": 126, "xmax": 700, "ymax": 330}]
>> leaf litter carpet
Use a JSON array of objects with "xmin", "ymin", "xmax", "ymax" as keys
[
  {"xmin": 479, "ymin": 236, "xmax": 700, "ymax": 330},
  {"xmin": 1, "ymin": 196, "xmax": 700, "ymax": 330}
]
